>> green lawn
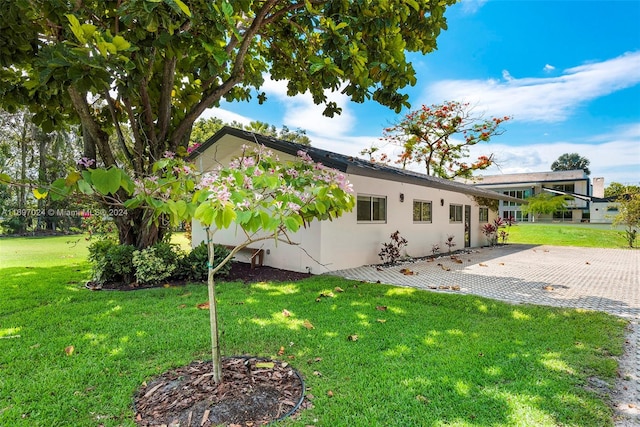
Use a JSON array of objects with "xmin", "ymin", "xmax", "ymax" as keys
[
  {"xmin": 507, "ymin": 223, "xmax": 629, "ymax": 248},
  {"xmin": 0, "ymin": 236, "xmax": 628, "ymax": 426}
]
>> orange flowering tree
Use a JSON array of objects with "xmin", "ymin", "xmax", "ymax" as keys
[{"xmin": 380, "ymin": 101, "xmax": 510, "ymax": 179}]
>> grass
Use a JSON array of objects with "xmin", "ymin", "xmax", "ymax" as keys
[
  {"xmin": 0, "ymin": 236, "xmax": 629, "ymax": 426},
  {"xmin": 506, "ymin": 223, "xmax": 628, "ymax": 248}
]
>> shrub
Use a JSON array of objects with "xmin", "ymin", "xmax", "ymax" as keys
[
  {"xmin": 379, "ymin": 231, "xmax": 408, "ymax": 264},
  {"xmin": 445, "ymin": 234, "xmax": 456, "ymax": 252},
  {"xmin": 177, "ymin": 242, "xmax": 232, "ymax": 281},
  {"xmin": 107, "ymin": 244, "xmax": 136, "ymax": 283},
  {"xmin": 87, "ymin": 240, "xmax": 136, "ymax": 284},
  {"xmin": 132, "ymin": 247, "xmax": 176, "ymax": 285}
]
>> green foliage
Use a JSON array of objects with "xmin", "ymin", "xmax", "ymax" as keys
[
  {"xmin": 132, "ymin": 247, "xmax": 176, "ymax": 285},
  {"xmin": 551, "ymin": 153, "xmax": 591, "ymax": 175},
  {"xmin": 521, "ymin": 192, "xmax": 571, "ymax": 219},
  {"xmin": 612, "ymin": 193, "xmax": 640, "ymax": 248},
  {"xmin": 380, "ymin": 101, "xmax": 510, "ymax": 179},
  {"xmin": 177, "ymin": 242, "xmax": 231, "ymax": 281},
  {"xmin": 604, "ymin": 182, "xmax": 640, "ymax": 198},
  {"xmin": 87, "ymin": 239, "xmax": 136, "ymax": 284}
]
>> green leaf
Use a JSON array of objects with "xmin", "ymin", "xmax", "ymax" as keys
[
  {"xmin": 90, "ymin": 168, "xmax": 122, "ymax": 195},
  {"xmin": 66, "ymin": 14, "xmax": 85, "ymax": 44},
  {"xmin": 284, "ymin": 216, "xmax": 301, "ymax": 232},
  {"xmin": 0, "ymin": 173, "xmax": 11, "ymax": 184},
  {"xmin": 123, "ymin": 198, "xmax": 141, "ymax": 210},
  {"xmin": 49, "ymin": 179, "xmax": 70, "ymax": 201},
  {"xmin": 81, "ymin": 23, "xmax": 96, "ymax": 39},
  {"xmin": 172, "ymin": 0, "xmax": 192, "ymax": 17},
  {"xmin": 194, "ymin": 202, "xmax": 214, "ymax": 226},
  {"xmin": 220, "ymin": 204, "xmax": 236, "ymax": 229},
  {"xmin": 112, "ymin": 35, "xmax": 131, "ymax": 51}
]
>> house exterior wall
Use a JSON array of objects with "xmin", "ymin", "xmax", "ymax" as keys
[
  {"xmin": 474, "ymin": 171, "xmax": 591, "ymax": 223},
  {"xmin": 191, "ymin": 134, "xmax": 493, "ymax": 273}
]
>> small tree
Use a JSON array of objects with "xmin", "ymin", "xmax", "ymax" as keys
[
  {"xmin": 378, "ymin": 231, "xmax": 408, "ymax": 264},
  {"xmin": 520, "ymin": 193, "xmax": 571, "ymax": 222},
  {"xmin": 613, "ymin": 193, "xmax": 640, "ymax": 248},
  {"xmin": 35, "ymin": 145, "xmax": 354, "ymax": 384},
  {"xmin": 551, "ymin": 153, "xmax": 591, "ymax": 175},
  {"xmin": 379, "ymin": 101, "xmax": 510, "ymax": 179}
]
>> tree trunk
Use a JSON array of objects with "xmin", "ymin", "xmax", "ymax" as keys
[
  {"xmin": 206, "ymin": 227, "xmax": 223, "ymax": 384},
  {"xmin": 113, "ymin": 209, "xmax": 167, "ymax": 249}
]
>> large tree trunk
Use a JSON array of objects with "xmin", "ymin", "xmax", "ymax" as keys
[{"xmin": 113, "ymin": 209, "xmax": 168, "ymax": 249}]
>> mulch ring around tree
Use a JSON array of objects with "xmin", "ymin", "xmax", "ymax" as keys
[{"xmin": 134, "ymin": 357, "xmax": 308, "ymax": 427}]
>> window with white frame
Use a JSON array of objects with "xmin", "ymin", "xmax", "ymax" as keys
[
  {"xmin": 413, "ymin": 200, "xmax": 432, "ymax": 222},
  {"xmin": 449, "ymin": 204, "xmax": 463, "ymax": 223},
  {"xmin": 479, "ymin": 207, "xmax": 489, "ymax": 223},
  {"xmin": 357, "ymin": 194, "xmax": 387, "ymax": 222}
]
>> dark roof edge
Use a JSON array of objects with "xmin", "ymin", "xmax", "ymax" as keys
[{"xmin": 190, "ymin": 126, "xmax": 523, "ymax": 202}]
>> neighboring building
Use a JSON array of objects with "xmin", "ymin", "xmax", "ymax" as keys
[
  {"xmin": 589, "ymin": 177, "xmax": 621, "ymax": 223},
  {"xmin": 472, "ymin": 170, "xmax": 609, "ymax": 223},
  {"xmin": 189, "ymin": 127, "xmax": 522, "ymax": 273}
]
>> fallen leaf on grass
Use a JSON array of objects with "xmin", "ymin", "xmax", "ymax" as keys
[
  {"xmin": 319, "ymin": 291, "xmax": 335, "ymax": 298},
  {"xmin": 282, "ymin": 309, "xmax": 291, "ymax": 317},
  {"xmin": 303, "ymin": 320, "xmax": 315, "ymax": 330},
  {"xmin": 178, "ymin": 304, "xmax": 187, "ymax": 309},
  {"xmin": 313, "ymin": 371, "xmax": 322, "ymax": 377},
  {"xmin": 278, "ymin": 346, "xmax": 285, "ymax": 356},
  {"xmin": 327, "ymin": 390, "xmax": 334, "ymax": 397},
  {"xmin": 376, "ymin": 319, "xmax": 386, "ymax": 323},
  {"xmin": 64, "ymin": 345, "xmax": 74, "ymax": 356},
  {"xmin": 416, "ymin": 395, "xmax": 430, "ymax": 404},
  {"xmin": 347, "ymin": 334, "xmax": 358, "ymax": 341},
  {"xmin": 376, "ymin": 305, "xmax": 387, "ymax": 311},
  {"xmin": 196, "ymin": 301, "xmax": 209, "ymax": 310},
  {"xmin": 163, "ymin": 283, "xmax": 172, "ymax": 288},
  {"xmin": 334, "ymin": 286, "xmax": 344, "ymax": 293}
]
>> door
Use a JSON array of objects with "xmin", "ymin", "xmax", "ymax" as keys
[{"xmin": 464, "ymin": 204, "xmax": 471, "ymax": 248}]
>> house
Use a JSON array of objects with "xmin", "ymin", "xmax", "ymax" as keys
[
  {"xmin": 189, "ymin": 126, "xmax": 522, "ymax": 273},
  {"xmin": 471, "ymin": 170, "xmax": 592, "ymax": 223}
]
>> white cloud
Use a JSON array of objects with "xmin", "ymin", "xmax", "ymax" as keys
[
  {"xmin": 460, "ymin": 0, "xmax": 489, "ymax": 14},
  {"xmin": 468, "ymin": 124, "xmax": 640, "ymax": 184},
  {"xmin": 200, "ymin": 107, "xmax": 252, "ymax": 126},
  {"xmin": 259, "ymin": 78, "xmax": 357, "ymax": 137},
  {"xmin": 543, "ymin": 64, "xmax": 555, "ymax": 72},
  {"xmin": 425, "ymin": 51, "xmax": 640, "ymax": 123}
]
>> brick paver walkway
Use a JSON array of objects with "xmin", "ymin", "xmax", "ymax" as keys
[{"xmin": 330, "ymin": 244, "xmax": 640, "ymax": 425}]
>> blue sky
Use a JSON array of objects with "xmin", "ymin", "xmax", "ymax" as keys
[{"xmin": 204, "ymin": 0, "xmax": 640, "ymax": 186}]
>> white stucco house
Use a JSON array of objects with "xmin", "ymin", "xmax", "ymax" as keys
[{"xmin": 190, "ymin": 126, "xmax": 522, "ymax": 274}]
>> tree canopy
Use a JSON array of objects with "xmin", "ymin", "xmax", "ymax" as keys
[
  {"xmin": 551, "ymin": 153, "xmax": 591, "ymax": 175},
  {"xmin": 0, "ymin": 0, "xmax": 456, "ymax": 247},
  {"xmin": 604, "ymin": 182, "xmax": 640, "ymax": 198},
  {"xmin": 372, "ymin": 101, "xmax": 510, "ymax": 179}
]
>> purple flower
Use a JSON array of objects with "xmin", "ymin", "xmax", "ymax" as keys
[{"xmin": 76, "ymin": 157, "xmax": 96, "ymax": 168}]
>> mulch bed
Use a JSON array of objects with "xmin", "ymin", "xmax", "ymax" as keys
[
  {"xmin": 134, "ymin": 357, "xmax": 306, "ymax": 427},
  {"xmin": 90, "ymin": 262, "xmax": 312, "ymax": 291},
  {"xmin": 88, "ymin": 262, "xmax": 313, "ymax": 426}
]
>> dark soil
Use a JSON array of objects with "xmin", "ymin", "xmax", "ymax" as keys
[
  {"xmin": 134, "ymin": 357, "xmax": 306, "ymax": 427},
  {"xmin": 89, "ymin": 262, "xmax": 312, "ymax": 291}
]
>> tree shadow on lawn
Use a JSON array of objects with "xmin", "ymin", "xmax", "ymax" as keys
[{"xmin": 0, "ymin": 265, "xmax": 626, "ymax": 426}]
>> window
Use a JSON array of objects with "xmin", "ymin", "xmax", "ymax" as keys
[
  {"xmin": 357, "ymin": 194, "xmax": 387, "ymax": 222},
  {"xmin": 479, "ymin": 207, "xmax": 489, "ymax": 223},
  {"xmin": 449, "ymin": 204, "xmax": 463, "ymax": 223},
  {"xmin": 413, "ymin": 200, "xmax": 432, "ymax": 222}
]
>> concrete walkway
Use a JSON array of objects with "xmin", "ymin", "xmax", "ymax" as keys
[{"xmin": 330, "ymin": 245, "xmax": 640, "ymax": 425}]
